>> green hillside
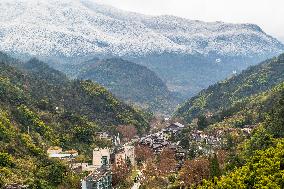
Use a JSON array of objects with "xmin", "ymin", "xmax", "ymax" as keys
[
  {"xmin": 170, "ymin": 54, "xmax": 284, "ymax": 188},
  {"xmin": 77, "ymin": 58, "xmax": 180, "ymax": 114},
  {"xmin": 198, "ymin": 88, "xmax": 284, "ymax": 188},
  {"xmin": 0, "ymin": 53, "xmax": 150, "ymax": 187},
  {"xmin": 175, "ymin": 53, "xmax": 284, "ymax": 123},
  {"xmin": 205, "ymin": 82, "xmax": 284, "ymax": 130}
]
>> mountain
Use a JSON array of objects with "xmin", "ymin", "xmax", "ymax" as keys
[
  {"xmin": 175, "ymin": 53, "xmax": 284, "ymax": 123},
  {"xmin": 76, "ymin": 58, "xmax": 180, "ymax": 114},
  {"xmin": 0, "ymin": 52, "xmax": 150, "ymax": 134},
  {"xmin": 0, "ymin": 0, "xmax": 282, "ymax": 58},
  {"xmin": 1, "ymin": 0, "xmax": 283, "ymax": 97}
]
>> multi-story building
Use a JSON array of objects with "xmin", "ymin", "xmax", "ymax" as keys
[
  {"xmin": 93, "ymin": 148, "xmax": 111, "ymax": 168},
  {"xmin": 81, "ymin": 140, "xmax": 136, "ymax": 188},
  {"xmin": 81, "ymin": 167, "xmax": 112, "ymax": 189},
  {"xmin": 81, "ymin": 148, "xmax": 112, "ymax": 189}
]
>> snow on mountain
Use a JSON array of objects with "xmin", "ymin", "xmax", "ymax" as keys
[{"xmin": 0, "ymin": 0, "xmax": 283, "ymax": 58}]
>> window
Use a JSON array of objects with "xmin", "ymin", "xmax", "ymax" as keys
[{"xmin": 101, "ymin": 156, "xmax": 108, "ymax": 166}]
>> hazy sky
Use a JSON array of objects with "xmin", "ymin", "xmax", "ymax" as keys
[{"xmin": 96, "ymin": 0, "xmax": 284, "ymax": 42}]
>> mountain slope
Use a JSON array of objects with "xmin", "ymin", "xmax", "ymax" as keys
[
  {"xmin": 1, "ymin": 0, "xmax": 284, "ymax": 97},
  {"xmin": 0, "ymin": 53, "xmax": 150, "ymax": 133},
  {"xmin": 0, "ymin": 0, "xmax": 282, "ymax": 58},
  {"xmin": 175, "ymin": 53, "xmax": 284, "ymax": 123},
  {"xmin": 0, "ymin": 52, "xmax": 150, "ymax": 186},
  {"xmin": 77, "ymin": 58, "xmax": 180, "ymax": 114}
]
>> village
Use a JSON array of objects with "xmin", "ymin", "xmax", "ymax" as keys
[{"xmin": 44, "ymin": 118, "xmax": 255, "ymax": 189}]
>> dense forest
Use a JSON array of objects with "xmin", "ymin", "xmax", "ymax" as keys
[
  {"xmin": 77, "ymin": 58, "xmax": 180, "ymax": 114},
  {"xmin": 0, "ymin": 52, "xmax": 151, "ymax": 188}
]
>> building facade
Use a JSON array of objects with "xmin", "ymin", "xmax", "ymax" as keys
[
  {"xmin": 82, "ymin": 148, "xmax": 112, "ymax": 189},
  {"xmin": 93, "ymin": 148, "xmax": 111, "ymax": 168},
  {"xmin": 81, "ymin": 167, "xmax": 112, "ymax": 189}
]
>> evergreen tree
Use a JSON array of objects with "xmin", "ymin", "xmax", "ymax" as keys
[
  {"xmin": 244, "ymin": 126, "xmax": 274, "ymax": 157},
  {"xmin": 209, "ymin": 153, "xmax": 221, "ymax": 179},
  {"xmin": 197, "ymin": 115, "xmax": 208, "ymax": 130},
  {"xmin": 266, "ymin": 92, "xmax": 284, "ymax": 138}
]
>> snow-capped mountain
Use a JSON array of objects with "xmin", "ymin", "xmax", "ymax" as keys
[
  {"xmin": 1, "ymin": 0, "xmax": 284, "ymax": 99},
  {"xmin": 0, "ymin": 0, "xmax": 283, "ymax": 58}
]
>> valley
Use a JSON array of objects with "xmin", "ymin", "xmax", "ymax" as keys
[
  {"xmin": 0, "ymin": 52, "xmax": 283, "ymax": 188},
  {"xmin": 0, "ymin": 0, "xmax": 284, "ymax": 188}
]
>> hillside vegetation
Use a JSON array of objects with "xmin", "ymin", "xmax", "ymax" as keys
[
  {"xmin": 76, "ymin": 58, "xmax": 180, "ymax": 114},
  {"xmin": 169, "ymin": 54, "xmax": 284, "ymax": 188},
  {"xmin": 0, "ymin": 52, "xmax": 150, "ymax": 187},
  {"xmin": 175, "ymin": 53, "xmax": 284, "ymax": 123},
  {"xmin": 198, "ymin": 90, "xmax": 284, "ymax": 188}
]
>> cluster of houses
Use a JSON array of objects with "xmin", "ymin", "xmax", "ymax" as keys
[
  {"xmin": 140, "ymin": 122, "xmax": 185, "ymax": 147},
  {"xmin": 45, "ymin": 122, "xmax": 256, "ymax": 189},
  {"xmin": 139, "ymin": 122, "xmax": 255, "ymax": 158},
  {"xmin": 139, "ymin": 122, "xmax": 187, "ymax": 161},
  {"xmin": 47, "ymin": 133, "xmax": 135, "ymax": 189}
]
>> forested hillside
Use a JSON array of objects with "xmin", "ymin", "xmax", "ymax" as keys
[
  {"xmin": 76, "ymin": 58, "xmax": 180, "ymax": 114},
  {"xmin": 167, "ymin": 54, "xmax": 284, "ymax": 188},
  {"xmin": 175, "ymin": 53, "xmax": 284, "ymax": 123},
  {"xmin": 0, "ymin": 52, "xmax": 150, "ymax": 187},
  {"xmin": 197, "ymin": 89, "xmax": 284, "ymax": 188}
]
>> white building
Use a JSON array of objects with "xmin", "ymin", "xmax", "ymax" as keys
[
  {"xmin": 93, "ymin": 148, "xmax": 111, "ymax": 168},
  {"xmin": 47, "ymin": 146, "xmax": 78, "ymax": 159}
]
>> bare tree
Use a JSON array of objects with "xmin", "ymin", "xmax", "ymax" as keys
[
  {"xmin": 117, "ymin": 125, "xmax": 137, "ymax": 142},
  {"xmin": 179, "ymin": 158, "xmax": 210, "ymax": 187}
]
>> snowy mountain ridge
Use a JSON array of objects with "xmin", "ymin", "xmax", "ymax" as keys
[{"xmin": 0, "ymin": 0, "xmax": 283, "ymax": 58}]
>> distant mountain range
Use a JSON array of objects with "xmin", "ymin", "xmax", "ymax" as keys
[
  {"xmin": 1, "ymin": 0, "xmax": 282, "ymax": 58},
  {"xmin": 0, "ymin": 0, "xmax": 284, "ymax": 110}
]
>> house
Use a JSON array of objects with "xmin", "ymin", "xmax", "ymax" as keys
[
  {"xmin": 96, "ymin": 132, "xmax": 112, "ymax": 141},
  {"xmin": 81, "ymin": 167, "xmax": 112, "ymax": 189},
  {"xmin": 205, "ymin": 112, "xmax": 214, "ymax": 118},
  {"xmin": 93, "ymin": 148, "xmax": 111, "ymax": 168},
  {"xmin": 47, "ymin": 146, "xmax": 62, "ymax": 155},
  {"xmin": 65, "ymin": 149, "xmax": 79, "ymax": 156},
  {"xmin": 124, "ymin": 145, "xmax": 135, "ymax": 165},
  {"xmin": 72, "ymin": 163, "xmax": 97, "ymax": 172},
  {"xmin": 47, "ymin": 147, "xmax": 78, "ymax": 159},
  {"xmin": 113, "ymin": 145, "xmax": 135, "ymax": 166},
  {"xmin": 165, "ymin": 122, "xmax": 185, "ymax": 133},
  {"xmin": 81, "ymin": 148, "xmax": 112, "ymax": 189}
]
